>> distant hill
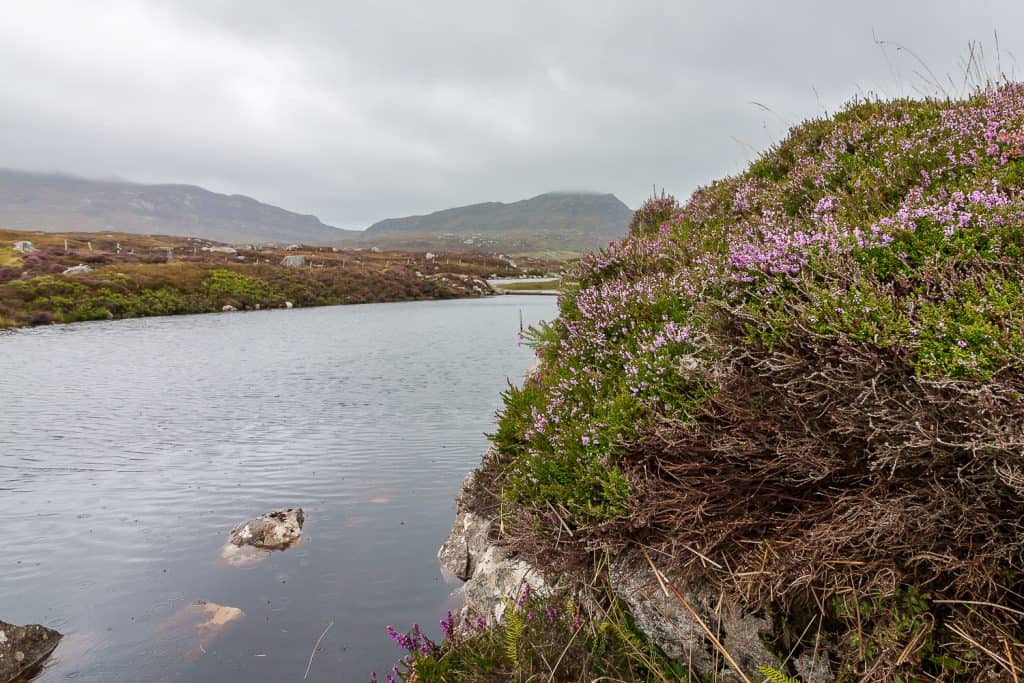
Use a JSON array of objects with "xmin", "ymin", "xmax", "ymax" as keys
[
  {"xmin": 0, "ymin": 169, "xmax": 358, "ymax": 244},
  {"xmin": 363, "ymin": 192, "xmax": 632, "ymax": 241}
]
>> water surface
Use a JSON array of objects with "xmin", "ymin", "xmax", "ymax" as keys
[{"xmin": 0, "ymin": 295, "xmax": 555, "ymax": 682}]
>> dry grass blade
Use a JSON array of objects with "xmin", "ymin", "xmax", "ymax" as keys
[{"xmin": 304, "ymin": 621, "xmax": 334, "ymax": 680}]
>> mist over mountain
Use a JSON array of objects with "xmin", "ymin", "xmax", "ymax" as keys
[
  {"xmin": 0, "ymin": 170, "xmax": 630, "ymax": 252},
  {"xmin": 0, "ymin": 169, "xmax": 359, "ymax": 244}
]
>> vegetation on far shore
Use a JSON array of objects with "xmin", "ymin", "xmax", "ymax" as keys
[
  {"xmin": 0, "ymin": 229, "xmax": 559, "ymax": 328},
  {"xmin": 388, "ymin": 83, "xmax": 1024, "ymax": 681}
]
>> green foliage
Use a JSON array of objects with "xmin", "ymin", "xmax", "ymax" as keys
[
  {"xmin": 830, "ymin": 585, "xmax": 973, "ymax": 678},
  {"xmin": 203, "ymin": 268, "xmax": 282, "ymax": 305},
  {"xmin": 386, "ymin": 591, "xmax": 688, "ymax": 683},
  {"xmin": 757, "ymin": 665, "xmax": 800, "ymax": 683},
  {"xmin": 502, "ymin": 598, "xmax": 524, "ymax": 668}
]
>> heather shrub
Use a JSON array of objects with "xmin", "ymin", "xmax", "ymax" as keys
[
  {"xmin": 0, "ymin": 266, "xmax": 20, "ymax": 284},
  {"xmin": 376, "ymin": 587, "xmax": 683, "ymax": 683},
  {"xmin": 28, "ymin": 310, "xmax": 53, "ymax": 326},
  {"xmin": 485, "ymin": 85, "xmax": 1024, "ymax": 680},
  {"xmin": 626, "ymin": 189, "xmax": 679, "ymax": 237}
]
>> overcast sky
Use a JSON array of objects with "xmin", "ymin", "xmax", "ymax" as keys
[{"xmin": 0, "ymin": 1, "xmax": 1020, "ymax": 229}]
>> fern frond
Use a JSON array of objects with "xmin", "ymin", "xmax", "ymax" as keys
[
  {"xmin": 503, "ymin": 598, "xmax": 524, "ymax": 667},
  {"xmin": 757, "ymin": 664, "xmax": 800, "ymax": 683}
]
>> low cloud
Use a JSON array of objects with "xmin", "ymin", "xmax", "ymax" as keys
[{"xmin": 0, "ymin": 1, "xmax": 1019, "ymax": 228}]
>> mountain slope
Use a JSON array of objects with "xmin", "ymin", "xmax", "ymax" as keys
[
  {"xmin": 0, "ymin": 169, "xmax": 358, "ymax": 244},
  {"xmin": 364, "ymin": 192, "xmax": 632, "ymax": 238}
]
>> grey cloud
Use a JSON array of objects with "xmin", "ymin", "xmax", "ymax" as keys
[{"xmin": 1, "ymin": 0, "xmax": 1021, "ymax": 228}]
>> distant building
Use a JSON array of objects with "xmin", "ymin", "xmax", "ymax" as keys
[{"xmin": 281, "ymin": 255, "xmax": 306, "ymax": 268}]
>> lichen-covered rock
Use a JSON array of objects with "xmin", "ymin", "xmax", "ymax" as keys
[
  {"xmin": 228, "ymin": 508, "xmax": 304, "ymax": 549},
  {"xmin": 609, "ymin": 552, "xmax": 780, "ymax": 682},
  {"xmin": 438, "ymin": 511, "xmax": 547, "ymax": 626},
  {"xmin": 0, "ymin": 620, "xmax": 62, "ymax": 682},
  {"xmin": 438, "ymin": 511, "xmax": 493, "ymax": 581},
  {"xmin": 438, "ymin": 468, "xmax": 549, "ymax": 627},
  {"xmin": 460, "ymin": 544, "xmax": 546, "ymax": 625},
  {"xmin": 795, "ymin": 651, "xmax": 834, "ymax": 683}
]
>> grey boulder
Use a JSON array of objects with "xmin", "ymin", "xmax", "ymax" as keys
[
  {"xmin": 228, "ymin": 508, "xmax": 304, "ymax": 549},
  {"xmin": 0, "ymin": 620, "xmax": 62, "ymax": 682}
]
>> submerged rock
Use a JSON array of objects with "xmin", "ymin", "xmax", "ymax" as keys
[
  {"xmin": 162, "ymin": 601, "xmax": 244, "ymax": 662},
  {"xmin": 228, "ymin": 508, "xmax": 304, "ymax": 549},
  {"xmin": 0, "ymin": 619, "xmax": 62, "ymax": 682}
]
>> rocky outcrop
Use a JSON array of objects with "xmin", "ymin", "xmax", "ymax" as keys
[
  {"xmin": 438, "ymin": 464, "xmax": 549, "ymax": 626},
  {"xmin": 11, "ymin": 241, "xmax": 35, "ymax": 254},
  {"xmin": 438, "ymin": 509, "xmax": 547, "ymax": 625},
  {"xmin": 0, "ymin": 620, "xmax": 62, "ymax": 682},
  {"xmin": 440, "ymin": 452, "xmax": 833, "ymax": 681},
  {"xmin": 228, "ymin": 508, "xmax": 304, "ymax": 549},
  {"xmin": 61, "ymin": 264, "xmax": 92, "ymax": 276}
]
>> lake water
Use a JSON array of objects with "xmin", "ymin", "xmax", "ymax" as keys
[{"xmin": 0, "ymin": 295, "xmax": 556, "ymax": 682}]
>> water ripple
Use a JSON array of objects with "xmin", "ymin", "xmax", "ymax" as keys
[{"xmin": 0, "ymin": 296, "xmax": 555, "ymax": 683}]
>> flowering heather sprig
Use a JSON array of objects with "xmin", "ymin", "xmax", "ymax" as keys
[
  {"xmin": 516, "ymin": 582, "xmax": 532, "ymax": 609},
  {"xmin": 385, "ymin": 622, "xmax": 438, "ymax": 658}
]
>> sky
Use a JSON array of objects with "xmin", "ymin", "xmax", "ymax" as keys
[{"xmin": 0, "ymin": 1, "xmax": 1021, "ymax": 230}]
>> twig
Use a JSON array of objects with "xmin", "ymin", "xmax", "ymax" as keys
[
  {"xmin": 932, "ymin": 599, "xmax": 1024, "ymax": 619},
  {"xmin": 1005, "ymin": 638, "xmax": 1020, "ymax": 683},
  {"xmin": 547, "ymin": 621, "xmax": 585, "ymax": 681},
  {"xmin": 304, "ymin": 621, "xmax": 334, "ymax": 680}
]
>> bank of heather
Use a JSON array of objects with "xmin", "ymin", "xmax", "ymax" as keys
[
  {"xmin": 386, "ymin": 84, "xmax": 1024, "ymax": 682},
  {"xmin": 0, "ymin": 229, "xmax": 556, "ymax": 328}
]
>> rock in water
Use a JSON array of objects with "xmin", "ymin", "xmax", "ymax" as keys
[
  {"xmin": 0, "ymin": 620, "xmax": 62, "ymax": 682},
  {"xmin": 228, "ymin": 508, "xmax": 304, "ymax": 549}
]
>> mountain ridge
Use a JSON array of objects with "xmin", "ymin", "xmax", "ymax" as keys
[
  {"xmin": 364, "ymin": 191, "xmax": 631, "ymax": 238},
  {"xmin": 0, "ymin": 169, "xmax": 630, "ymax": 251},
  {"xmin": 0, "ymin": 169, "xmax": 359, "ymax": 244}
]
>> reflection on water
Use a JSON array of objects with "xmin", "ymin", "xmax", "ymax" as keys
[{"xmin": 0, "ymin": 296, "xmax": 555, "ymax": 682}]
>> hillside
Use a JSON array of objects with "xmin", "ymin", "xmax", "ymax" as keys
[
  {"xmin": 387, "ymin": 84, "xmax": 1024, "ymax": 681},
  {"xmin": 0, "ymin": 169, "xmax": 359, "ymax": 244},
  {"xmin": 361, "ymin": 192, "xmax": 631, "ymax": 250},
  {"xmin": 0, "ymin": 228, "xmax": 559, "ymax": 328}
]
